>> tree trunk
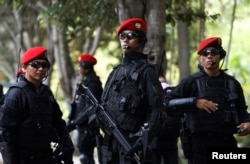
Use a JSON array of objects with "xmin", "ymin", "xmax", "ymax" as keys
[
  {"xmin": 52, "ymin": 25, "xmax": 75, "ymax": 102},
  {"xmin": 144, "ymin": 0, "xmax": 166, "ymax": 73},
  {"xmin": 177, "ymin": 20, "xmax": 190, "ymax": 80},
  {"xmin": 117, "ymin": 0, "xmax": 166, "ymax": 74},
  {"xmin": 117, "ymin": 0, "xmax": 144, "ymax": 21}
]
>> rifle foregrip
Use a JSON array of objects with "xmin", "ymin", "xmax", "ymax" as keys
[{"xmin": 165, "ymin": 97, "xmax": 196, "ymax": 114}]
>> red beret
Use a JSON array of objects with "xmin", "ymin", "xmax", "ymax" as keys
[
  {"xmin": 116, "ymin": 18, "xmax": 146, "ymax": 36},
  {"xmin": 17, "ymin": 68, "xmax": 24, "ymax": 75},
  {"xmin": 197, "ymin": 37, "xmax": 222, "ymax": 54},
  {"xmin": 78, "ymin": 53, "xmax": 97, "ymax": 65},
  {"xmin": 21, "ymin": 46, "xmax": 47, "ymax": 64}
]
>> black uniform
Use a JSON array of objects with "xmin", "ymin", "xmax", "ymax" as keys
[
  {"xmin": 68, "ymin": 70, "xmax": 103, "ymax": 164},
  {"xmin": 0, "ymin": 78, "xmax": 74, "ymax": 164},
  {"xmin": 165, "ymin": 69, "xmax": 250, "ymax": 164},
  {"xmin": 101, "ymin": 52, "xmax": 165, "ymax": 164},
  {"xmin": 154, "ymin": 86, "xmax": 181, "ymax": 164}
]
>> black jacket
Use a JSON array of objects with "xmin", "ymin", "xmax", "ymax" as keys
[
  {"xmin": 0, "ymin": 78, "xmax": 74, "ymax": 162},
  {"xmin": 165, "ymin": 70, "xmax": 250, "ymax": 134},
  {"xmin": 101, "ymin": 52, "xmax": 165, "ymax": 140}
]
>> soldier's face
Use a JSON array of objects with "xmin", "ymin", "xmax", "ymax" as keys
[
  {"xmin": 199, "ymin": 47, "xmax": 221, "ymax": 70},
  {"xmin": 119, "ymin": 30, "xmax": 140, "ymax": 53},
  {"xmin": 79, "ymin": 66, "xmax": 89, "ymax": 76},
  {"xmin": 23, "ymin": 59, "xmax": 49, "ymax": 84}
]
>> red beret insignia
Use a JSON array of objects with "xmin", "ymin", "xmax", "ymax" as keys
[{"xmin": 135, "ymin": 22, "xmax": 142, "ymax": 29}]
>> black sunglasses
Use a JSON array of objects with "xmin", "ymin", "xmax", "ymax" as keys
[
  {"xmin": 200, "ymin": 49, "xmax": 219, "ymax": 57},
  {"xmin": 119, "ymin": 32, "xmax": 139, "ymax": 40},
  {"xmin": 28, "ymin": 61, "xmax": 50, "ymax": 69}
]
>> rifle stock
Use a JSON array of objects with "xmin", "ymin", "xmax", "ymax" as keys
[{"xmin": 79, "ymin": 84, "xmax": 141, "ymax": 164}]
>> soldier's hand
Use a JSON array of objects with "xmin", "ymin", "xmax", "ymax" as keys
[
  {"xmin": 237, "ymin": 122, "xmax": 250, "ymax": 136},
  {"xmin": 196, "ymin": 99, "xmax": 218, "ymax": 113}
]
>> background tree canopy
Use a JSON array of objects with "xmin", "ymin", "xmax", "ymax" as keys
[{"xmin": 0, "ymin": 0, "xmax": 250, "ymax": 147}]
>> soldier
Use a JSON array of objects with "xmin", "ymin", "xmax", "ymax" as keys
[
  {"xmin": 67, "ymin": 53, "xmax": 103, "ymax": 164},
  {"xmin": 0, "ymin": 46, "xmax": 74, "ymax": 164},
  {"xmin": 164, "ymin": 37, "xmax": 250, "ymax": 164},
  {"xmin": 154, "ymin": 75, "xmax": 181, "ymax": 164},
  {"xmin": 100, "ymin": 18, "xmax": 165, "ymax": 164}
]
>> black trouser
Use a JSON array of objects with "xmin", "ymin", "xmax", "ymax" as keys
[
  {"xmin": 152, "ymin": 137, "xmax": 179, "ymax": 164},
  {"xmin": 188, "ymin": 133, "xmax": 237, "ymax": 164},
  {"xmin": 77, "ymin": 127, "xmax": 97, "ymax": 163},
  {"xmin": 19, "ymin": 150, "xmax": 54, "ymax": 164},
  {"xmin": 0, "ymin": 143, "xmax": 53, "ymax": 164},
  {"xmin": 102, "ymin": 134, "xmax": 139, "ymax": 164}
]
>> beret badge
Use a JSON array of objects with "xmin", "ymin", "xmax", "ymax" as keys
[{"xmin": 135, "ymin": 22, "xmax": 141, "ymax": 29}]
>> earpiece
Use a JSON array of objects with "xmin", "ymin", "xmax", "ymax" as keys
[
  {"xmin": 218, "ymin": 47, "xmax": 226, "ymax": 59},
  {"xmin": 139, "ymin": 36, "xmax": 147, "ymax": 46},
  {"xmin": 135, "ymin": 30, "xmax": 147, "ymax": 47}
]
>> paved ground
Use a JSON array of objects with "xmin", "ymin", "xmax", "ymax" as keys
[
  {"xmin": 73, "ymin": 153, "xmax": 99, "ymax": 164},
  {"xmin": 0, "ymin": 155, "xmax": 98, "ymax": 164}
]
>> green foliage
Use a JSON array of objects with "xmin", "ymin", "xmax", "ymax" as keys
[
  {"xmin": 42, "ymin": 0, "xmax": 117, "ymax": 35},
  {"xmin": 38, "ymin": 0, "xmax": 119, "ymax": 60},
  {"xmin": 165, "ymin": 0, "xmax": 220, "ymax": 26}
]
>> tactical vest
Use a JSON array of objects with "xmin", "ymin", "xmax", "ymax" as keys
[
  {"xmin": 10, "ymin": 81, "xmax": 54, "ymax": 151},
  {"xmin": 102, "ymin": 61, "xmax": 151, "ymax": 132},
  {"xmin": 185, "ymin": 72, "xmax": 239, "ymax": 134}
]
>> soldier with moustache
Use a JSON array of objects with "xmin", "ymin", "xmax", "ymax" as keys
[{"xmin": 164, "ymin": 37, "xmax": 250, "ymax": 164}]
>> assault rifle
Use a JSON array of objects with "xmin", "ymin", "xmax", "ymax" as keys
[
  {"xmin": 67, "ymin": 83, "xmax": 80, "ymax": 131},
  {"xmin": 78, "ymin": 84, "xmax": 142, "ymax": 164}
]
